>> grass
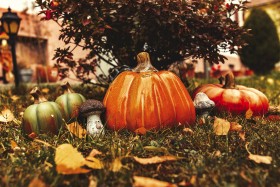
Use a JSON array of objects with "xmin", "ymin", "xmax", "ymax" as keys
[{"xmin": 0, "ymin": 72, "xmax": 280, "ymax": 187}]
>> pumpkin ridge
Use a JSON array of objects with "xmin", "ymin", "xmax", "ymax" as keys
[
  {"xmin": 171, "ymin": 73, "xmax": 196, "ymax": 124},
  {"xmin": 157, "ymin": 72, "xmax": 177, "ymax": 124},
  {"xmin": 49, "ymin": 102, "xmax": 63, "ymax": 133},
  {"xmin": 152, "ymin": 83, "xmax": 162, "ymax": 128},
  {"xmin": 35, "ymin": 105, "xmax": 41, "ymax": 134}
]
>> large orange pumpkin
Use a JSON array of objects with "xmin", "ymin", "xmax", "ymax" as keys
[
  {"xmin": 103, "ymin": 52, "xmax": 196, "ymax": 132},
  {"xmin": 193, "ymin": 71, "xmax": 269, "ymax": 116}
]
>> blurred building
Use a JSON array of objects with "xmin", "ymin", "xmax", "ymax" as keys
[{"xmin": 0, "ymin": 7, "xmax": 89, "ymax": 83}]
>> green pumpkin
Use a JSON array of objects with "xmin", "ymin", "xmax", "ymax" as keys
[
  {"xmin": 22, "ymin": 87, "xmax": 64, "ymax": 135},
  {"xmin": 55, "ymin": 82, "xmax": 86, "ymax": 123}
]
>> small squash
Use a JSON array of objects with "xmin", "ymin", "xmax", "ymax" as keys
[
  {"xmin": 55, "ymin": 82, "xmax": 86, "ymax": 123},
  {"xmin": 193, "ymin": 71, "xmax": 269, "ymax": 116},
  {"xmin": 22, "ymin": 87, "xmax": 64, "ymax": 135},
  {"xmin": 103, "ymin": 52, "xmax": 196, "ymax": 132}
]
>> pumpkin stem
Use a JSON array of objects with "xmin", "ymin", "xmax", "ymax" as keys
[
  {"xmin": 30, "ymin": 87, "xmax": 48, "ymax": 104},
  {"xmin": 222, "ymin": 71, "xmax": 236, "ymax": 89},
  {"xmin": 61, "ymin": 81, "xmax": 75, "ymax": 94},
  {"xmin": 133, "ymin": 52, "xmax": 158, "ymax": 72}
]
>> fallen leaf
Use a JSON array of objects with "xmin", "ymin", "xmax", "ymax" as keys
[
  {"xmin": 134, "ymin": 127, "xmax": 147, "ymax": 135},
  {"xmin": 28, "ymin": 177, "xmax": 48, "ymax": 187},
  {"xmin": 11, "ymin": 95, "xmax": 20, "ymax": 101},
  {"xmin": 0, "ymin": 109, "xmax": 15, "ymax": 123},
  {"xmin": 85, "ymin": 157, "xmax": 103, "ymax": 169},
  {"xmin": 110, "ymin": 157, "xmax": 123, "ymax": 172},
  {"xmin": 248, "ymin": 154, "xmax": 272, "ymax": 164},
  {"xmin": 245, "ymin": 109, "xmax": 253, "ymax": 119},
  {"xmin": 41, "ymin": 88, "xmax": 50, "ymax": 93},
  {"xmin": 88, "ymin": 176, "xmax": 98, "ymax": 187},
  {"xmin": 239, "ymin": 131, "xmax": 246, "ymax": 141},
  {"xmin": 143, "ymin": 146, "xmax": 168, "ymax": 153},
  {"xmin": 183, "ymin": 128, "xmax": 194, "ymax": 135},
  {"xmin": 88, "ymin": 149, "xmax": 102, "ymax": 157},
  {"xmin": 133, "ymin": 176, "xmax": 177, "ymax": 187},
  {"xmin": 133, "ymin": 156, "xmax": 177, "ymax": 165},
  {"xmin": 239, "ymin": 171, "xmax": 252, "ymax": 184},
  {"xmin": 10, "ymin": 140, "xmax": 18, "ymax": 149},
  {"xmin": 55, "ymin": 144, "xmax": 90, "ymax": 174},
  {"xmin": 230, "ymin": 122, "xmax": 242, "ymax": 132},
  {"xmin": 34, "ymin": 139, "xmax": 54, "ymax": 148},
  {"xmin": 66, "ymin": 122, "xmax": 87, "ymax": 138},
  {"xmin": 245, "ymin": 142, "xmax": 272, "ymax": 164},
  {"xmin": 213, "ymin": 117, "xmax": 230, "ymax": 135}
]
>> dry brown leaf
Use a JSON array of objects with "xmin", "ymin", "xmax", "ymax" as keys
[
  {"xmin": 183, "ymin": 128, "xmax": 194, "ymax": 135},
  {"xmin": 248, "ymin": 154, "xmax": 272, "ymax": 164},
  {"xmin": 230, "ymin": 122, "xmax": 243, "ymax": 132},
  {"xmin": 133, "ymin": 176, "xmax": 177, "ymax": 187},
  {"xmin": 245, "ymin": 142, "xmax": 272, "ymax": 164},
  {"xmin": 213, "ymin": 117, "xmax": 230, "ymax": 135},
  {"xmin": 133, "ymin": 156, "xmax": 177, "ymax": 165},
  {"xmin": 239, "ymin": 171, "xmax": 252, "ymax": 184},
  {"xmin": 85, "ymin": 157, "xmax": 103, "ymax": 169},
  {"xmin": 239, "ymin": 131, "xmax": 246, "ymax": 141},
  {"xmin": 66, "ymin": 122, "xmax": 87, "ymax": 138},
  {"xmin": 28, "ymin": 132, "xmax": 38, "ymax": 139},
  {"xmin": 143, "ymin": 146, "xmax": 168, "ymax": 153},
  {"xmin": 28, "ymin": 177, "xmax": 48, "ymax": 187},
  {"xmin": 245, "ymin": 109, "xmax": 253, "ymax": 119},
  {"xmin": 34, "ymin": 139, "xmax": 54, "ymax": 148},
  {"xmin": 110, "ymin": 157, "xmax": 123, "ymax": 172},
  {"xmin": 55, "ymin": 144, "xmax": 90, "ymax": 174},
  {"xmin": 88, "ymin": 149, "xmax": 102, "ymax": 157},
  {"xmin": 0, "ymin": 109, "xmax": 15, "ymax": 123}
]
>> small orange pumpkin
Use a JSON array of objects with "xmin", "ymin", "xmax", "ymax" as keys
[
  {"xmin": 103, "ymin": 52, "xmax": 196, "ymax": 132},
  {"xmin": 193, "ymin": 71, "xmax": 269, "ymax": 116}
]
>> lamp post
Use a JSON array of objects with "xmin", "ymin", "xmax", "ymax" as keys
[{"xmin": 0, "ymin": 7, "xmax": 21, "ymax": 87}]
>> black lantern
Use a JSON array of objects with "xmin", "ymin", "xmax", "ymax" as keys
[{"xmin": 0, "ymin": 7, "xmax": 22, "ymax": 87}]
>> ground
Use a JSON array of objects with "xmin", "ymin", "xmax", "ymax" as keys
[{"xmin": 0, "ymin": 72, "xmax": 279, "ymax": 187}]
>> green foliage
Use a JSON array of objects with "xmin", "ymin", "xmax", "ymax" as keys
[
  {"xmin": 36, "ymin": 0, "xmax": 248, "ymax": 86},
  {"xmin": 240, "ymin": 8, "xmax": 280, "ymax": 75}
]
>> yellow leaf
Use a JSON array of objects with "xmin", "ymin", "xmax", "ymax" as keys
[
  {"xmin": 133, "ymin": 156, "xmax": 177, "ymax": 165},
  {"xmin": 55, "ymin": 144, "xmax": 90, "ymax": 175},
  {"xmin": 110, "ymin": 157, "xmax": 123, "ymax": 172},
  {"xmin": 0, "ymin": 109, "xmax": 15, "ymax": 123},
  {"xmin": 133, "ymin": 176, "xmax": 177, "ymax": 187},
  {"xmin": 66, "ymin": 122, "xmax": 87, "ymax": 138},
  {"xmin": 245, "ymin": 109, "xmax": 253, "ymax": 119},
  {"xmin": 85, "ymin": 157, "xmax": 103, "ymax": 169},
  {"xmin": 213, "ymin": 117, "xmax": 230, "ymax": 135},
  {"xmin": 230, "ymin": 122, "xmax": 243, "ymax": 132}
]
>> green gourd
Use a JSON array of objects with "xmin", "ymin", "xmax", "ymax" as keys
[
  {"xmin": 55, "ymin": 82, "xmax": 86, "ymax": 123},
  {"xmin": 22, "ymin": 87, "xmax": 64, "ymax": 135}
]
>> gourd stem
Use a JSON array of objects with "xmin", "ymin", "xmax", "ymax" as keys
[
  {"xmin": 61, "ymin": 81, "xmax": 75, "ymax": 94},
  {"xmin": 222, "ymin": 71, "xmax": 236, "ymax": 89},
  {"xmin": 133, "ymin": 52, "xmax": 158, "ymax": 72},
  {"xmin": 30, "ymin": 87, "xmax": 48, "ymax": 104}
]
